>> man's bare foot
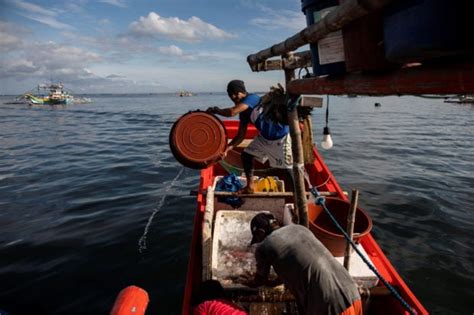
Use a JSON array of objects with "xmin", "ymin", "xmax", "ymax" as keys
[{"xmin": 238, "ymin": 186, "xmax": 255, "ymax": 194}]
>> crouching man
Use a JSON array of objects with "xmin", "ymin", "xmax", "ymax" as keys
[{"xmin": 245, "ymin": 213, "xmax": 362, "ymax": 315}]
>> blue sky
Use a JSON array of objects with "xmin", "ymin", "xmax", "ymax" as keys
[{"xmin": 0, "ymin": 0, "xmax": 308, "ymax": 94}]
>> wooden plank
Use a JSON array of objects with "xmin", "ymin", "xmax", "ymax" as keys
[
  {"xmin": 287, "ymin": 61, "xmax": 474, "ymax": 95},
  {"xmin": 300, "ymin": 96, "xmax": 323, "ymax": 108},
  {"xmin": 302, "ymin": 117, "xmax": 315, "ymax": 164},
  {"xmin": 202, "ymin": 187, "xmax": 214, "ymax": 281}
]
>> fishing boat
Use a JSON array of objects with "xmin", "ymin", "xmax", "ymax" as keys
[
  {"xmin": 174, "ymin": 118, "xmax": 427, "ymax": 315},
  {"xmin": 444, "ymin": 95, "xmax": 474, "ymax": 104},
  {"xmin": 109, "ymin": 117, "xmax": 427, "ymax": 315},
  {"xmin": 178, "ymin": 90, "xmax": 194, "ymax": 97},
  {"xmin": 24, "ymin": 83, "xmax": 73, "ymax": 105}
]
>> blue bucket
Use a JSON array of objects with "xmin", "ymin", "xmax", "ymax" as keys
[
  {"xmin": 302, "ymin": 0, "xmax": 346, "ymax": 76},
  {"xmin": 383, "ymin": 0, "xmax": 473, "ymax": 62}
]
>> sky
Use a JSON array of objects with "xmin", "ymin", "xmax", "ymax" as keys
[{"xmin": 0, "ymin": 0, "xmax": 309, "ymax": 94}]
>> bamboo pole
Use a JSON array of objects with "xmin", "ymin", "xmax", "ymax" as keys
[
  {"xmin": 344, "ymin": 189, "xmax": 359, "ymax": 271},
  {"xmin": 302, "ymin": 116, "xmax": 315, "ymax": 164},
  {"xmin": 247, "ymin": 0, "xmax": 395, "ymax": 69},
  {"xmin": 189, "ymin": 190, "xmax": 348, "ymax": 197},
  {"xmin": 284, "ymin": 54, "xmax": 308, "ymax": 227},
  {"xmin": 212, "ymin": 191, "xmax": 339, "ymax": 197}
]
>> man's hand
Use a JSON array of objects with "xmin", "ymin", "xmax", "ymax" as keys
[
  {"xmin": 206, "ymin": 106, "xmax": 219, "ymax": 114},
  {"xmin": 241, "ymin": 273, "xmax": 261, "ymax": 288},
  {"xmin": 219, "ymin": 146, "xmax": 233, "ymax": 160}
]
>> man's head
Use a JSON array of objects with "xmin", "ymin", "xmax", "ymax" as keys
[
  {"xmin": 250, "ymin": 212, "xmax": 280, "ymax": 245},
  {"xmin": 227, "ymin": 80, "xmax": 247, "ymax": 103}
]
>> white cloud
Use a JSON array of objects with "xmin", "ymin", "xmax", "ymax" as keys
[
  {"xmin": 250, "ymin": 5, "xmax": 306, "ymax": 31},
  {"xmin": 98, "ymin": 19, "xmax": 111, "ymax": 26},
  {"xmin": 9, "ymin": 0, "xmax": 74, "ymax": 30},
  {"xmin": 129, "ymin": 12, "xmax": 237, "ymax": 42},
  {"xmin": 158, "ymin": 45, "xmax": 184, "ymax": 56},
  {"xmin": 0, "ymin": 22, "xmax": 28, "ymax": 52},
  {"xmin": 99, "ymin": 0, "xmax": 127, "ymax": 8},
  {"xmin": 11, "ymin": 0, "xmax": 56, "ymax": 17},
  {"xmin": 106, "ymin": 74, "xmax": 126, "ymax": 79},
  {"xmin": 29, "ymin": 42, "xmax": 101, "ymax": 69},
  {"xmin": 0, "ymin": 41, "xmax": 101, "ymax": 81}
]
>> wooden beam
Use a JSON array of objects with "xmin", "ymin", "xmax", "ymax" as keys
[
  {"xmin": 284, "ymin": 65, "xmax": 309, "ymax": 228},
  {"xmin": 287, "ymin": 61, "xmax": 474, "ymax": 95}
]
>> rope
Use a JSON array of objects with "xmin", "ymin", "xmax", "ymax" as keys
[
  {"xmin": 287, "ymin": 95, "xmax": 301, "ymax": 112},
  {"xmin": 325, "ymin": 95, "xmax": 329, "ymax": 128},
  {"xmin": 309, "ymin": 187, "xmax": 417, "ymax": 315}
]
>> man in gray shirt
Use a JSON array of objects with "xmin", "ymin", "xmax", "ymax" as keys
[{"xmin": 246, "ymin": 212, "xmax": 362, "ymax": 315}]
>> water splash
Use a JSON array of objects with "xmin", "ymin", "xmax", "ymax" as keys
[{"xmin": 138, "ymin": 167, "xmax": 185, "ymax": 253}]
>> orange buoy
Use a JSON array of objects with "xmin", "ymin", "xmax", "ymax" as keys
[
  {"xmin": 110, "ymin": 286, "xmax": 149, "ymax": 315},
  {"xmin": 170, "ymin": 111, "xmax": 227, "ymax": 169}
]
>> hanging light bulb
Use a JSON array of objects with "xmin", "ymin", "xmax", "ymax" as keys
[
  {"xmin": 321, "ymin": 126, "xmax": 333, "ymax": 149},
  {"xmin": 321, "ymin": 95, "xmax": 333, "ymax": 150}
]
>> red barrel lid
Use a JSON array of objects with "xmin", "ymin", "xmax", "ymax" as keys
[{"xmin": 170, "ymin": 111, "xmax": 227, "ymax": 169}]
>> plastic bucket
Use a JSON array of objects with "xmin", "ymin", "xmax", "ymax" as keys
[
  {"xmin": 307, "ymin": 198, "xmax": 372, "ymax": 257},
  {"xmin": 301, "ymin": 0, "xmax": 346, "ymax": 76},
  {"xmin": 169, "ymin": 111, "xmax": 227, "ymax": 169}
]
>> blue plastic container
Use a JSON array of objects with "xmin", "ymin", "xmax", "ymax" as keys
[
  {"xmin": 302, "ymin": 0, "xmax": 346, "ymax": 76},
  {"xmin": 383, "ymin": 0, "xmax": 472, "ymax": 62}
]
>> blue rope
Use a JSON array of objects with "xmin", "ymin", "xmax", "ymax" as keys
[
  {"xmin": 310, "ymin": 187, "xmax": 417, "ymax": 315},
  {"xmin": 287, "ymin": 95, "xmax": 301, "ymax": 111}
]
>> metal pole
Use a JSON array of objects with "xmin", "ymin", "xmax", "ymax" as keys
[{"xmin": 284, "ymin": 53, "xmax": 308, "ymax": 227}]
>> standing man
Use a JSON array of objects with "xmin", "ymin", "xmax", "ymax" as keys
[
  {"xmin": 207, "ymin": 80, "xmax": 292, "ymax": 194},
  {"xmin": 246, "ymin": 212, "xmax": 362, "ymax": 315}
]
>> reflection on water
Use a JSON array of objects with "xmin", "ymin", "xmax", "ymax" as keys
[{"xmin": 0, "ymin": 94, "xmax": 472, "ymax": 314}]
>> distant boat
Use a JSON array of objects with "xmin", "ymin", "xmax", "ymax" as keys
[
  {"xmin": 177, "ymin": 90, "xmax": 194, "ymax": 97},
  {"xmin": 24, "ymin": 83, "xmax": 74, "ymax": 105},
  {"xmin": 444, "ymin": 95, "xmax": 474, "ymax": 104}
]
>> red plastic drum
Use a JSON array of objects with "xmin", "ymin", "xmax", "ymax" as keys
[{"xmin": 169, "ymin": 111, "xmax": 227, "ymax": 169}]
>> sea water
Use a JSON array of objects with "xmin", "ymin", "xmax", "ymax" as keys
[{"xmin": 0, "ymin": 94, "xmax": 472, "ymax": 314}]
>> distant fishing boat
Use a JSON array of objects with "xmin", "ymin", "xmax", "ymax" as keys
[
  {"xmin": 177, "ymin": 90, "xmax": 194, "ymax": 97},
  {"xmin": 444, "ymin": 95, "xmax": 474, "ymax": 104},
  {"xmin": 24, "ymin": 83, "xmax": 74, "ymax": 105}
]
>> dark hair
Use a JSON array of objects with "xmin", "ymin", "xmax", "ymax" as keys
[
  {"xmin": 191, "ymin": 280, "xmax": 226, "ymax": 306},
  {"xmin": 227, "ymin": 80, "xmax": 246, "ymax": 96}
]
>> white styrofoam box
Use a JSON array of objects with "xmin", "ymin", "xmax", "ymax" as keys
[
  {"xmin": 211, "ymin": 210, "xmax": 278, "ymax": 288},
  {"xmin": 334, "ymin": 244, "xmax": 379, "ymax": 289}
]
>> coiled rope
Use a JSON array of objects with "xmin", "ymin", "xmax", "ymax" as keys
[{"xmin": 309, "ymin": 187, "xmax": 417, "ymax": 315}]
